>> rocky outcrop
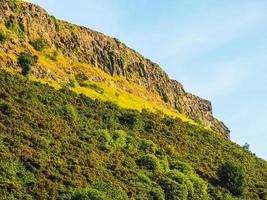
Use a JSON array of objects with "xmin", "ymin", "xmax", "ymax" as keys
[{"xmin": 0, "ymin": 0, "xmax": 230, "ymax": 137}]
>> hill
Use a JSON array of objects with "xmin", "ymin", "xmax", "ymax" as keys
[
  {"xmin": 0, "ymin": 0, "xmax": 229, "ymax": 136},
  {"xmin": 0, "ymin": 71, "xmax": 266, "ymax": 200},
  {"xmin": 0, "ymin": 0, "xmax": 266, "ymax": 200}
]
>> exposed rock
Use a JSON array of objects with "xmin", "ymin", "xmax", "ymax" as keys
[{"xmin": 0, "ymin": 0, "xmax": 230, "ymax": 137}]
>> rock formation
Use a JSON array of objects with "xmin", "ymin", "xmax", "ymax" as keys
[{"xmin": 0, "ymin": 0, "xmax": 230, "ymax": 137}]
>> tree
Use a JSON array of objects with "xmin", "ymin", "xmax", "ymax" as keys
[
  {"xmin": 31, "ymin": 38, "xmax": 47, "ymax": 51},
  {"xmin": 0, "ymin": 101, "xmax": 13, "ymax": 116},
  {"xmin": 243, "ymin": 143, "xmax": 250, "ymax": 151},
  {"xmin": 217, "ymin": 162, "xmax": 246, "ymax": 196},
  {"xmin": 17, "ymin": 52, "xmax": 37, "ymax": 76}
]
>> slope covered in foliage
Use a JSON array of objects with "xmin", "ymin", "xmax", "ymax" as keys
[
  {"xmin": 0, "ymin": 71, "xmax": 266, "ymax": 200},
  {"xmin": 0, "ymin": 0, "xmax": 229, "ymax": 136}
]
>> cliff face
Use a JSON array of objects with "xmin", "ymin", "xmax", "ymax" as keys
[{"xmin": 0, "ymin": 0, "xmax": 229, "ymax": 137}]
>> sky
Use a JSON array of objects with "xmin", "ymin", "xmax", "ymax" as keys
[{"xmin": 28, "ymin": 0, "xmax": 267, "ymax": 160}]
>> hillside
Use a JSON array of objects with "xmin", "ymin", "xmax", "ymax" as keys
[
  {"xmin": 0, "ymin": 0, "xmax": 266, "ymax": 200},
  {"xmin": 0, "ymin": 0, "xmax": 229, "ymax": 137},
  {"xmin": 0, "ymin": 71, "xmax": 266, "ymax": 200}
]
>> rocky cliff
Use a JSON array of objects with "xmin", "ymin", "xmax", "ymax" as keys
[{"xmin": 0, "ymin": 0, "xmax": 230, "ymax": 137}]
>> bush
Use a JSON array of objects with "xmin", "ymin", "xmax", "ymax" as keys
[
  {"xmin": 112, "ymin": 130, "xmax": 127, "ymax": 148},
  {"xmin": 189, "ymin": 174, "xmax": 209, "ymax": 200},
  {"xmin": 31, "ymin": 38, "xmax": 47, "ymax": 51},
  {"xmin": 170, "ymin": 160, "xmax": 193, "ymax": 175},
  {"xmin": 140, "ymin": 139, "xmax": 157, "ymax": 154},
  {"xmin": 72, "ymin": 187, "xmax": 108, "ymax": 200},
  {"xmin": 144, "ymin": 119, "xmax": 156, "ymax": 132},
  {"xmin": 217, "ymin": 162, "xmax": 246, "ymax": 196},
  {"xmin": 49, "ymin": 15, "xmax": 61, "ymax": 32},
  {"xmin": 159, "ymin": 177, "xmax": 188, "ymax": 200},
  {"xmin": 167, "ymin": 170, "xmax": 194, "ymax": 199},
  {"xmin": 92, "ymin": 129, "xmax": 113, "ymax": 152},
  {"xmin": 63, "ymin": 104, "xmax": 77, "ymax": 120},
  {"xmin": 127, "ymin": 172, "xmax": 164, "ymax": 199},
  {"xmin": 123, "ymin": 136, "xmax": 139, "ymax": 155},
  {"xmin": 0, "ymin": 29, "xmax": 7, "ymax": 42},
  {"xmin": 93, "ymin": 182, "xmax": 129, "ymax": 200},
  {"xmin": 17, "ymin": 52, "xmax": 37, "ymax": 76},
  {"xmin": 150, "ymin": 187, "xmax": 165, "ymax": 200},
  {"xmin": 0, "ymin": 100, "xmax": 13, "ymax": 116},
  {"xmin": 128, "ymin": 172, "xmax": 152, "ymax": 188},
  {"xmin": 50, "ymin": 50, "xmax": 58, "ymax": 61},
  {"xmin": 119, "ymin": 112, "xmax": 143, "ymax": 130},
  {"xmin": 5, "ymin": 19, "xmax": 25, "ymax": 39},
  {"xmin": 137, "ymin": 154, "xmax": 162, "ymax": 172},
  {"xmin": 162, "ymin": 93, "xmax": 169, "ymax": 103}
]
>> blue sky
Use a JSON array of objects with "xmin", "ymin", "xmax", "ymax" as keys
[{"xmin": 28, "ymin": 0, "xmax": 267, "ymax": 160}]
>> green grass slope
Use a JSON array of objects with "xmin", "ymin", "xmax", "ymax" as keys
[{"xmin": 0, "ymin": 71, "xmax": 266, "ymax": 200}]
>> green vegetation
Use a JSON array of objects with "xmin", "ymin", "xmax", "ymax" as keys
[
  {"xmin": 17, "ymin": 52, "xmax": 37, "ymax": 76},
  {"xmin": 243, "ymin": 142, "xmax": 250, "ymax": 151},
  {"xmin": 162, "ymin": 93, "xmax": 169, "ymax": 103},
  {"xmin": 31, "ymin": 37, "xmax": 47, "ymax": 51},
  {"xmin": 50, "ymin": 50, "xmax": 58, "ymax": 61},
  {"xmin": 7, "ymin": 0, "xmax": 21, "ymax": 12},
  {"xmin": 0, "ymin": 71, "xmax": 266, "ymax": 199},
  {"xmin": 0, "ymin": 100, "xmax": 14, "ymax": 116},
  {"xmin": 49, "ymin": 15, "xmax": 61, "ymax": 32},
  {"xmin": 217, "ymin": 162, "xmax": 246, "ymax": 196},
  {"xmin": 5, "ymin": 18, "xmax": 25, "ymax": 39},
  {"xmin": 0, "ymin": 29, "xmax": 7, "ymax": 42},
  {"xmin": 83, "ymin": 82, "xmax": 105, "ymax": 94}
]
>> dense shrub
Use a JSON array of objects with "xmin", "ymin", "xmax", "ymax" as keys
[
  {"xmin": 31, "ymin": 37, "xmax": 47, "ymax": 51},
  {"xmin": 128, "ymin": 172, "xmax": 152, "ymax": 188},
  {"xmin": 71, "ymin": 187, "xmax": 108, "ymax": 200},
  {"xmin": 140, "ymin": 138, "xmax": 157, "ymax": 154},
  {"xmin": 162, "ymin": 93, "xmax": 169, "ymax": 103},
  {"xmin": 167, "ymin": 170, "xmax": 194, "ymax": 199},
  {"xmin": 144, "ymin": 119, "xmax": 157, "ymax": 132},
  {"xmin": 0, "ymin": 29, "xmax": 7, "ymax": 42},
  {"xmin": 17, "ymin": 52, "xmax": 37, "ymax": 76},
  {"xmin": 119, "ymin": 111, "xmax": 143, "ymax": 130},
  {"xmin": 208, "ymin": 186, "xmax": 239, "ymax": 200},
  {"xmin": 137, "ymin": 154, "xmax": 162, "ymax": 172},
  {"xmin": 170, "ymin": 160, "xmax": 193, "ymax": 175},
  {"xmin": 49, "ymin": 15, "xmax": 61, "ymax": 32},
  {"xmin": 123, "ymin": 136, "xmax": 139, "ymax": 155},
  {"xmin": 5, "ymin": 18, "xmax": 25, "ymax": 39},
  {"xmin": 217, "ymin": 162, "xmax": 246, "ymax": 196},
  {"xmin": 112, "ymin": 130, "xmax": 127, "ymax": 148},
  {"xmin": 159, "ymin": 156, "xmax": 170, "ymax": 172},
  {"xmin": 92, "ymin": 129, "xmax": 113, "ymax": 152},
  {"xmin": 0, "ymin": 71, "xmax": 265, "ymax": 200},
  {"xmin": 93, "ymin": 183, "xmax": 129, "ymax": 200},
  {"xmin": 126, "ymin": 172, "xmax": 164, "ymax": 199},
  {"xmin": 63, "ymin": 104, "xmax": 77, "ymax": 120},
  {"xmin": 159, "ymin": 177, "xmax": 188, "ymax": 200},
  {"xmin": 189, "ymin": 174, "xmax": 209, "ymax": 200},
  {"xmin": 50, "ymin": 50, "xmax": 58, "ymax": 61},
  {"xmin": 0, "ymin": 100, "xmax": 13, "ymax": 116},
  {"xmin": 150, "ymin": 187, "xmax": 165, "ymax": 200}
]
